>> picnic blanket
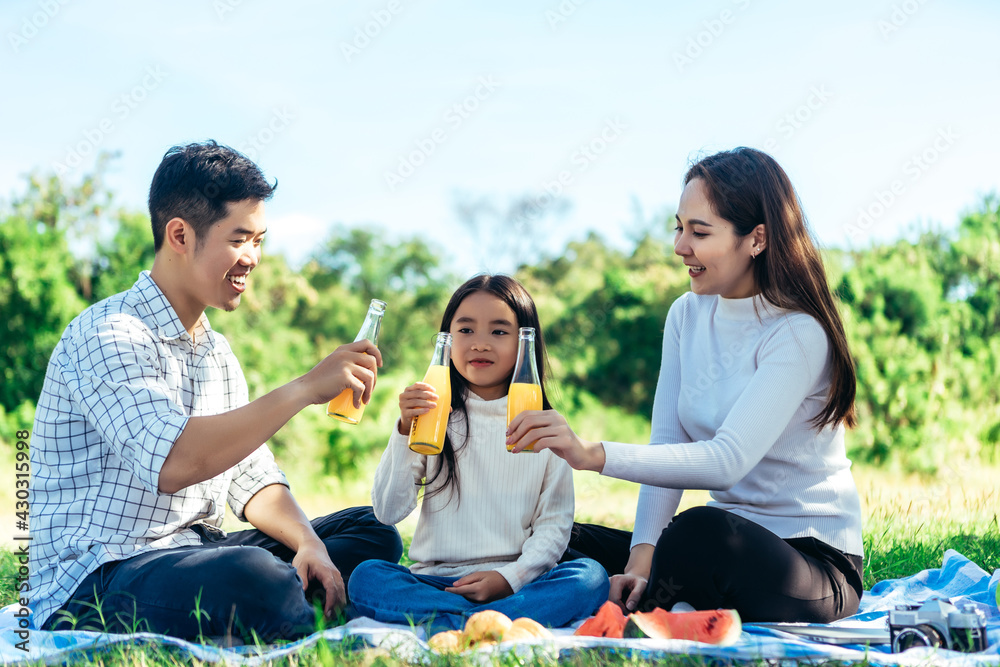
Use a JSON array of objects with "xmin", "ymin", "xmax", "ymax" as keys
[{"xmin": 2, "ymin": 548, "xmax": 997, "ymax": 665}]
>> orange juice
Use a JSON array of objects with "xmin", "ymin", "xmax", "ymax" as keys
[
  {"xmin": 327, "ymin": 387, "xmax": 366, "ymax": 424},
  {"xmin": 408, "ymin": 365, "xmax": 452, "ymax": 455},
  {"xmin": 506, "ymin": 382, "xmax": 542, "ymax": 452},
  {"xmin": 326, "ymin": 298, "xmax": 386, "ymax": 425}
]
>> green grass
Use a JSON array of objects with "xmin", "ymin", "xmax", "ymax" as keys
[
  {"xmin": 3, "ymin": 468, "xmax": 998, "ymax": 666},
  {"xmin": 863, "ymin": 519, "xmax": 1000, "ymax": 589}
]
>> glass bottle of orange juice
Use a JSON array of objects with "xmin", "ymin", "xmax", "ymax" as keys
[
  {"xmin": 507, "ymin": 327, "xmax": 542, "ymax": 452},
  {"xmin": 408, "ymin": 332, "xmax": 453, "ymax": 455},
  {"xmin": 327, "ymin": 299, "xmax": 387, "ymax": 424}
]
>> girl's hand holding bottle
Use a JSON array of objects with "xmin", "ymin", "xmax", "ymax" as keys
[
  {"xmin": 397, "ymin": 383, "xmax": 444, "ymax": 436},
  {"xmin": 506, "ymin": 410, "xmax": 607, "ymax": 472},
  {"xmin": 406, "ymin": 332, "xmax": 453, "ymax": 454}
]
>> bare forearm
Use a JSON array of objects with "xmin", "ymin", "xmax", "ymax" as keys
[
  {"xmin": 244, "ymin": 484, "xmax": 319, "ymax": 552},
  {"xmin": 625, "ymin": 543, "xmax": 654, "ymax": 578},
  {"xmin": 245, "ymin": 485, "xmax": 345, "ymax": 614},
  {"xmin": 158, "ymin": 339, "xmax": 380, "ymax": 494},
  {"xmin": 158, "ymin": 379, "xmax": 310, "ymax": 493}
]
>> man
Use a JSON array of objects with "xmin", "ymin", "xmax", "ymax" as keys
[{"xmin": 29, "ymin": 141, "xmax": 402, "ymax": 640}]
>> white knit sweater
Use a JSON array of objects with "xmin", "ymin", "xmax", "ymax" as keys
[
  {"xmin": 602, "ymin": 292, "xmax": 864, "ymax": 556},
  {"xmin": 372, "ymin": 392, "xmax": 575, "ymax": 592}
]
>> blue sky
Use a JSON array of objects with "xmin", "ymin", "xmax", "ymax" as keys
[{"xmin": 2, "ymin": 0, "xmax": 998, "ymax": 275}]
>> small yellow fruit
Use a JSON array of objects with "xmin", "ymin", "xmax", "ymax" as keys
[
  {"xmin": 464, "ymin": 610, "xmax": 513, "ymax": 643},
  {"xmin": 503, "ymin": 617, "xmax": 553, "ymax": 641},
  {"xmin": 428, "ymin": 630, "xmax": 464, "ymax": 652}
]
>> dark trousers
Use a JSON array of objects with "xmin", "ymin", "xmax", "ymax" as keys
[
  {"xmin": 567, "ymin": 506, "xmax": 863, "ymax": 623},
  {"xmin": 43, "ymin": 506, "xmax": 402, "ymax": 640}
]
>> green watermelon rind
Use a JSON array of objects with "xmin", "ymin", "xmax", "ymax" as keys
[{"xmin": 624, "ymin": 608, "xmax": 742, "ymax": 646}]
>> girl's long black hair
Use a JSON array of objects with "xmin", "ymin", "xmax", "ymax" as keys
[{"xmin": 419, "ymin": 274, "xmax": 552, "ymax": 503}]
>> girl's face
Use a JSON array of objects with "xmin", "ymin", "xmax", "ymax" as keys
[
  {"xmin": 674, "ymin": 178, "xmax": 758, "ymax": 299},
  {"xmin": 448, "ymin": 290, "xmax": 519, "ymax": 401}
]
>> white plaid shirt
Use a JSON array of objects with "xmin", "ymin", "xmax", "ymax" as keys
[{"xmin": 29, "ymin": 271, "xmax": 288, "ymax": 627}]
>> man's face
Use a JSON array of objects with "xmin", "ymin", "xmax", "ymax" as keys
[{"xmin": 190, "ymin": 198, "xmax": 266, "ymax": 313}]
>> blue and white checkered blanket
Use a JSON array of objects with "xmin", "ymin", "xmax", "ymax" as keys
[{"xmin": 3, "ymin": 549, "xmax": 998, "ymax": 665}]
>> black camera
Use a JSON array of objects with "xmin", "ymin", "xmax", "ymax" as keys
[{"xmin": 888, "ymin": 598, "xmax": 988, "ymax": 653}]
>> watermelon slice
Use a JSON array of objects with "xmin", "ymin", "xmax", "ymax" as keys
[
  {"xmin": 574, "ymin": 600, "xmax": 628, "ymax": 638},
  {"xmin": 624, "ymin": 608, "xmax": 742, "ymax": 645}
]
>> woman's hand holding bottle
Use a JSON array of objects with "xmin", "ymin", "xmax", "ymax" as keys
[{"xmin": 505, "ymin": 410, "xmax": 606, "ymax": 472}]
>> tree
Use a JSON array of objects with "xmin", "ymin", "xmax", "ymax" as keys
[
  {"xmin": 835, "ymin": 197, "xmax": 1000, "ymax": 469},
  {"xmin": 453, "ymin": 192, "xmax": 572, "ymax": 274},
  {"xmin": 520, "ymin": 215, "xmax": 688, "ymax": 417},
  {"xmin": 0, "ymin": 173, "xmax": 100, "ymax": 412},
  {"xmin": 948, "ymin": 194, "xmax": 1000, "ymax": 340},
  {"xmin": 91, "ymin": 209, "xmax": 156, "ymax": 301},
  {"xmin": 300, "ymin": 226, "xmax": 456, "ymax": 373}
]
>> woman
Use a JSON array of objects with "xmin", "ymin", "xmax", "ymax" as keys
[{"xmin": 507, "ymin": 147, "xmax": 864, "ymax": 623}]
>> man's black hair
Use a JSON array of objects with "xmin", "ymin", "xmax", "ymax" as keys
[{"xmin": 148, "ymin": 140, "xmax": 276, "ymax": 250}]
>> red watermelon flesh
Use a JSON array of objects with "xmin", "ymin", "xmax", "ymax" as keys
[
  {"xmin": 574, "ymin": 600, "xmax": 628, "ymax": 638},
  {"xmin": 624, "ymin": 608, "xmax": 742, "ymax": 645}
]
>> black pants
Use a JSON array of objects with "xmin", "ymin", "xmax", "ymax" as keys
[
  {"xmin": 43, "ymin": 506, "xmax": 402, "ymax": 640},
  {"xmin": 566, "ymin": 506, "xmax": 863, "ymax": 623}
]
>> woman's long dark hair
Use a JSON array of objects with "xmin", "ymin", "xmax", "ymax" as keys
[
  {"xmin": 419, "ymin": 274, "xmax": 553, "ymax": 503},
  {"xmin": 685, "ymin": 147, "xmax": 857, "ymax": 429}
]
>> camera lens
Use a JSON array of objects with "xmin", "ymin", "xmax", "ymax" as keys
[{"xmin": 893, "ymin": 624, "xmax": 947, "ymax": 652}]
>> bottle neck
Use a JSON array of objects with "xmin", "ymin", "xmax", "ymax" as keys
[
  {"xmin": 429, "ymin": 333, "xmax": 452, "ymax": 366},
  {"xmin": 430, "ymin": 342, "xmax": 451, "ymax": 366},
  {"xmin": 356, "ymin": 311, "xmax": 384, "ymax": 344},
  {"xmin": 512, "ymin": 335, "xmax": 539, "ymax": 384}
]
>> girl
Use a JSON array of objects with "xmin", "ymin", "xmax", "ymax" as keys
[
  {"xmin": 508, "ymin": 148, "xmax": 865, "ymax": 624},
  {"xmin": 348, "ymin": 275, "xmax": 608, "ymax": 631}
]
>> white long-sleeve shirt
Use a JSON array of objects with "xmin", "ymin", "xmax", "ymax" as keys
[
  {"xmin": 372, "ymin": 392, "xmax": 574, "ymax": 592},
  {"xmin": 602, "ymin": 292, "xmax": 863, "ymax": 556}
]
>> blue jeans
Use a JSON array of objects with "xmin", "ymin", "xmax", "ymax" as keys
[
  {"xmin": 43, "ymin": 506, "xmax": 402, "ymax": 641},
  {"xmin": 348, "ymin": 558, "xmax": 609, "ymax": 632}
]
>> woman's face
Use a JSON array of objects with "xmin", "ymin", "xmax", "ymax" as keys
[{"xmin": 674, "ymin": 178, "xmax": 758, "ymax": 299}]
